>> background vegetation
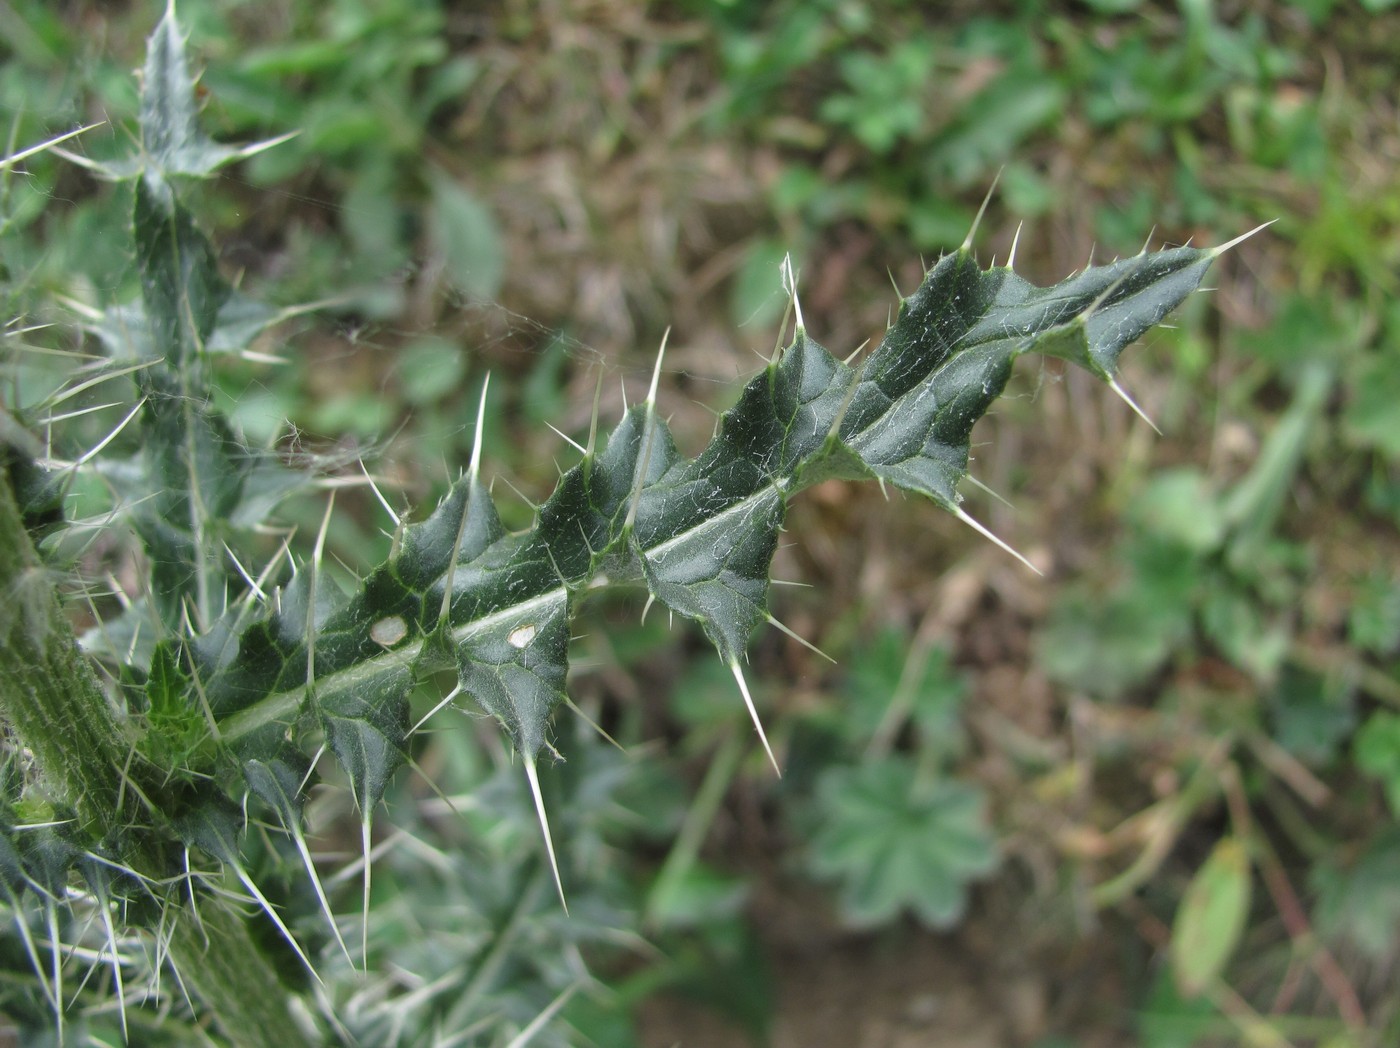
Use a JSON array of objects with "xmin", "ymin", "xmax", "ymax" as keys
[{"xmin": 3, "ymin": 0, "xmax": 1399, "ymax": 1045}]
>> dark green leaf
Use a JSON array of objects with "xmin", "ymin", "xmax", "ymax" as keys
[
  {"xmin": 139, "ymin": 3, "xmax": 273, "ymax": 178},
  {"xmin": 319, "ymin": 670, "xmax": 411, "ymax": 815},
  {"xmin": 242, "ymin": 757, "xmax": 308, "ymax": 829},
  {"xmin": 197, "ymin": 238, "xmax": 1223, "ymax": 780},
  {"xmin": 134, "ymin": 177, "xmax": 228, "ymax": 369}
]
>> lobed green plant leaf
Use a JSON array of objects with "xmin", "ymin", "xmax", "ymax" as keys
[
  {"xmin": 182, "ymin": 234, "xmax": 1224, "ymax": 808},
  {"xmin": 808, "ymin": 757, "xmax": 998, "ymax": 927}
]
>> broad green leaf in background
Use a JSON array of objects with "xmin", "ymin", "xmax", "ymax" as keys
[
  {"xmin": 1354, "ymin": 711, "xmax": 1400, "ymax": 818},
  {"xmin": 1139, "ymin": 970, "xmax": 1226, "ymax": 1048},
  {"xmin": 1170, "ymin": 836, "xmax": 1252, "ymax": 998},
  {"xmin": 428, "ymin": 168, "xmax": 505, "ymax": 302},
  {"xmin": 1312, "ymin": 829, "xmax": 1400, "ymax": 961},
  {"xmin": 807, "ymin": 757, "xmax": 997, "ymax": 927}
]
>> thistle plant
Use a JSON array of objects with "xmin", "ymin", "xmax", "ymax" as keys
[{"xmin": 0, "ymin": 5, "xmax": 1261, "ymax": 1045}]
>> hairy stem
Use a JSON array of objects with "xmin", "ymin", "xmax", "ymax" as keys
[
  {"xmin": 0, "ymin": 472, "xmax": 312, "ymax": 1046},
  {"xmin": 0, "ymin": 472, "xmax": 130, "ymax": 835},
  {"xmin": 167, "ymin": 901, "xmax": 316, "ymax": 1048}
]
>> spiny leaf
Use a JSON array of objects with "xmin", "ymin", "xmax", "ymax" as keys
[
  {"xmin": 134, "ymin": 175, "xmax": 228, "ymax": 370},
  {"xmin": 177, "ymin": 804, "xmax": 324, "ymax": 983},
  {"xmin": 319, "ymin": 679, "xmax": 411, "ymax": 817},
  {"xmin": 244, "ymin": 757, "xmax": 354, "ymax": 967},
  {"xmin": 201, "ymin": 237, "xmax": 1224, "ymax": 784},
  {"xmin": 453, "ymin": 593, "xmax": 569, "ymax": 760},
  {"xmin": 138, "ymin": 1, "xmax": 292, "ymax": 180}
]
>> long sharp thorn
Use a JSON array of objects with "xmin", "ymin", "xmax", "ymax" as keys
[
  {"xmin": 562, "ymin": 695, "xmax": 626, "ymax": 752},
  {"xmin": 842, "ymin": 337, "xmax": 871, "ymax": 366},
  {"xmin": 524, "ymin": 757, "xmax": 568, "ymax": 914},
  {"xmin": 443, "ymin": 383, "xmax": 492, "ymax": 623},
  {"xmin": 640, "ymin": 593, "xmax": 655, "ymax": 625},
  {"xmin": 290, "ymin": 828, "xmax": 355, "ymax": 970},
  {"xmin": 624, "ymin": 333, "xmax": 669, "ymax": 534},
  {"xmin": 1, "ymin": 121, "xmax": 104, "ymax": 172},
  {"xmin": 45, "ymin": 900, "xmax": 62, "ymax": 1043},
  {"xmin": 1108, "ymin": 378, "xmax": 1162, "ymax": 435},
  {"xmin": 766, "ymin": 613, "xmax": 836, "ymax": 664},
  {"xmin": 962, "ymin": 167, "xmax": 1003, "ymax": 251},
  {"xmin": 1139, "ymin": 225, "xmax": 1158, "ymax": 255},
  {"xmin": 781, "ymin": 254, "xmax": 805, "ymax": 333},
  {"xmin": 1210, "ymin": 219, "xmax": 1277, "ymax": 257},
  {"xmin": 586, "ymin": 373, "xmax": 603, "ymax": 459},
  {"xmin": 3, "ymin": 886, "xmax": 54, "ymax": 1009},
  {"xmin": 1007, "ymin": 222, "xmax": 1024, "ymax": 269},
  {"xmin": 469, "ymin": 374, "xmax": 490, "ymax": 479},
  {"xmin": 360, "ymin": 816, "xmax": 372, "ymax": 966},
  {"xmin": 965, "ymin": 474, "xmax": 1014, "ymax": 509},
  {"xmin": 410, "ymin": 683, "xmax": 464, "ymax": 736},
  {"xmin": 504, "ymin": 984, "xmax": 580, "ymax": 1048},
  {"xmin": 97, "ymin": 901, "xmax": 128, "ymax": 1043},
  {"xmin": 729, "ymin": 660, "xmax": 781, "ymax": 776},
  {"xmin": 361, "ymin": 460, "xmax": 400, "ymax": 527},
  {"xmin": 74, "ymin": 398, "xmax": 144, "ymax": 465},
  {"xmin": 645, "ymin": 328, "xmax": 669, "ymax": 411},
  {"xmin": 545, "ymin": 421, "xmax": 587, "ymax": 457},
  {"xmin": 224, "ymin": 542, "xmax": 266, "ymax": 602},
  {"xmin": 307, "ymin": 492, "xmax": 336, "ymax": 690},
  {"xmin": 233, "ymin": 863, "xmax": 324, "ymax": 986},
  {"xmin": 954, "ymin": 507, "xmax": 1042, "ymax": 575}
]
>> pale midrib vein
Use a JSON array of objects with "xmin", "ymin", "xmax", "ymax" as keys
[
  {"xmin": 637, "ymin": 483, "xmax": 785, "ymax": 560},
  {"xmin": 217, "ymin": 589, "xmax": 569, "ymax": 745}
]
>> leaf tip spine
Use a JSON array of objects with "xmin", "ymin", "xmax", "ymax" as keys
[
  {"xmin": 1210, "ymin": 220, "xmax": 1277, "ymax": 258},
  {"xmin": 766, "ymin": 612, "xmax": 835, "ymax": 664},
  {"xmin": 645, "ymin": 327, "xmax": 670, "ymax": 413},
  {"xmin": 290, "ymin": 825, "xmax": 355, "ymax": 970},
  {"xmin": 1108, "ymin": 377, "xmax": 1162, "ymax": 435},
  {"xmin": 524, "ymin": 756, "xmax": 569, "ymax": 914},
  {"xmin": 543, "ymin": 419, "xmax": 582, "ymax": 458},
  {"xmin": 1007, "ymin": 222, "xmax": 1024, "ymax": 270},
  {"xmin": 781, "ymin": 253, "xmax": 805, "ymax": 334},
  {"xmin": 362, "ymin": 458, "xmax": 400, "ymax": 528},
  {"xmin": 954, "ymin": 506, "xmax": 1042, "ymax": 575},
  {"xmin": 360, "ymin": 815, "xmax": 372, "ymax": 966},
  {"xmin": 962, "ymin": 167, "xmax": 1003, "ymax": 252},
  {"xmin": 232, "ymin": 860, "xmax": 325, "ymax": 987},
  {"xmin": 887, "ymin": 268, "xmax": 905, "ymax": 300},
  {"xmin": 964, "ymin": 473, "xmax": 1014, "ymax": 510},
  {"xmin": 585, "ymin": 371, "xmax": 603, "ymax": 462},
  {"xmin": 469, "ymin": 374, "xmax": 490, "ymax": 480},
  {"xmin": 729, "ymin": 660, "xmax": 781, "ymax": 777}
]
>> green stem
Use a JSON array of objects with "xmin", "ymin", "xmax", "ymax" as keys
[
  {"xmin": 0, "ymin": 472, "xmax": 131, "ymax": 836},
  {"xmin": 167, "ymin": 901, "xmax": 314, "ymax": 1048},
  {"xmin": 0, "ymin": 472, "xmax": 313, "ymax": 1047}
]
